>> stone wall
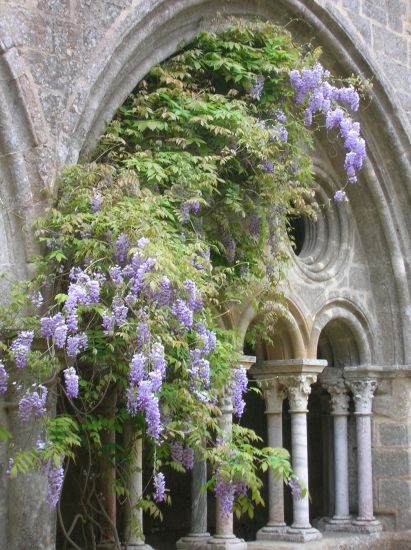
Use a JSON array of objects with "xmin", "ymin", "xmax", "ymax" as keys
[{"xmin": 0, "ymin": 1, "xmax": 410, "ymax": 549}]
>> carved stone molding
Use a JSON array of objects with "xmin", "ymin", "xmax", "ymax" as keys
[
  {"xmin": 322, "ymin": 378, "xmax": 350, "ymax": 415},
  {"xmin": 347, "ymin": 378, "xmax": 378, "ymax": 415},
  {"xmin": 280, "ymin": 375, "xmax": 318, "ymax": 412}
]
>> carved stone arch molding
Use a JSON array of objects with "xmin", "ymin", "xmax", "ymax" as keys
[
  {"xmin": 0, "ymin": 1, "xmax": 409, "ymax": 362},
  {"xmin": 0, "ymin": 27, "xmax": 53, "ymax": 283},
  {"xmin": 235, "ymin": 295, "xmax": 309, "ymax": 360},
  {"xmin": 288, "ymin": 156, "xmax": 353, "ymax": 282},
  {"xmin": 309, "ymin": 299, "xmax": 373, "ymax": 366},
  {"xmin": 56, "ymin": 0, "xmax": 410, "ymax": 363}
]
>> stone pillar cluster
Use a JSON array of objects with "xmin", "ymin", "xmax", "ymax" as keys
[
  {"xmin": 124, "ymin": 359, "xmax": 382, "ymax": 549},
  {"xmin": 319, "ymin": 372, "xmax": 382, "ymax": 534},
  {"xmin": 254, "ymin": 359, "xmax": 326, "ymax": 543}
]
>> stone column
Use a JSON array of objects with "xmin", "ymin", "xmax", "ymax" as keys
[
  {"xmin": 208, "ymin": 393, "xmax": 246, "ymax": 550},
  {"xmin": 348, "ymin": 379, "xmax": 382, "ymax": 533},
  {"xmin": 177, "ymin": 450, "xmax": 210, "ymax": 550},
  {"xmin": 256, "ymin": 378, "xmax": 287, "ymax": 540},
  {"xmin": 322, "ymin": 378, "xmax": 351, "ymax": 530},
  {"xmin": 98, "ymin": 388, "xmax": 118, "ymax": 546},
  {"xmin": 124, "ymin": 436, "xmax": 153, "ymax": 549},
  {"xmin": 283, "ymin": 375, "xmax": 322, "ymax": 542}
]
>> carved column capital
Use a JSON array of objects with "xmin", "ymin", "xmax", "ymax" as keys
[
  {"xmin": 322, "ymin": 378, "xmax": 350, "ymax": 415},
  {"xmin": 280, "ymin": 374, "xmax": 317, "ymax": 412},
  {"xmin": 347, "ymin": 378, "xmax": 377, "ymax": 415},
  {"xmin": 259, "ymin": 378, "xmax": 287, "ymax": 414}
]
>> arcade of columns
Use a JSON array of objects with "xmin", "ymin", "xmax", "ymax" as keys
[{"xmin": 126, "ymin": 356, "xmax": 382, "ymax": 549}]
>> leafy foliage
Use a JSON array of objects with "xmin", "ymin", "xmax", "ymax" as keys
[{"xmin": 0, "ymin": 18, "xmax": 365, "ymax": 547}]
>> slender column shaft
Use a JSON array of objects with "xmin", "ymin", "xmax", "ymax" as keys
[
  {"xmin": 100, "ymin": 389, "xmax": 117, "ymax": 542},
  {"xmin": 280, "ymin": 373, "xmax": 322, "ymax": 541},
  {"xmin": 126, "ymin": 437, "xmax": 144, "ymax": 544},
  {"xmin": 321, "ymin": 376, "xmax": 351, "ymax": 524},
  {"xmin": 266, "ymin": 411, "xmax": 285, "ymax": 526},
  {"xmin": 215, "ymin": 395, "xmax": 235, "ymax": 539},
  {"xmin": 348, "ymin": 377, "xmax": 381, "ymax": 532},
  {"xmin": 334, "ymin": 414, "xmax": 349, "ymax": 518},
  {"xmin": 356, "ymin": 414, "xmax": 374, "ymax": 520},
  {"xmin": 290, "ymin": 410, "xmax": 310, "ymax": 528},
  {"xmin": 190, "ymin": 455, "xmax": 208, "ymax": 535}
]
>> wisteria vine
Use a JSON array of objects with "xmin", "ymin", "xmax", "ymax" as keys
[{"xmin": 0, "ymin": 21, "xmax": 367, "ymax": 530}]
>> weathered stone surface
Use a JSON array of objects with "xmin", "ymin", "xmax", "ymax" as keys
[
  {"xmin": 373, "ymin": 449, "xmax": 410, "ymax": 477},
  {"xmin": 378, "ymin": 479, "xmax": 411, "ymax": 509},
  {"xmin": 379, "ymin": 423, "xmax": 409, "ymax": 447}
]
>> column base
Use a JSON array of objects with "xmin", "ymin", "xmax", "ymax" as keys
[
  {"xmin": 121, "ymin": 542, "xmax": 154, "ymax": 550},
  {"xmin": 285, "ymin": 526, "xmax": 322, "ymax": 542},
  {"xmin": 350, "ymin": 518, "xmax": 383, "ymax": 534},
  {"xmin": 322, "ymin": 516, "xmax": 354, "ymax": 532},
  {"xmin": 207, "ymin": 535, "xmax": 247, "ymax": 550},
  {"xmin": 177, "ymin": 533, "xmax": 211, "ymax": 550},
  {"xmin": 256, "ymin": 524, "xmax": 288, "ymax": 541}
]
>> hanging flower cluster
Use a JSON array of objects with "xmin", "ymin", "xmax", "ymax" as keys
[
  {"xmin": 289, "ymin": 62, "xmax": 366, "ymax": 198},
  {"xmin": 171, "ymin": 442, "xmax": 195, "ymax": 470},
  {"xmin": 231, "ymin": 366, "xmax": 248, "ymax": 418},
  {"xmin": 214, "ymin": 470, "xmax": 248, "ymax": 517}
]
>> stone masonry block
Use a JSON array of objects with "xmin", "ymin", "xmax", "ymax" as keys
[
  {"xmin": 372, "ymin": 25, "xmax": 408, "ymax": 63},
  {"xmin": 37, "ymin": 0, "xmax": 71, "ymax": 18},
  {"xmin": 341, "ymin": 0, "xmax": 361, "ymax": 13},
  {"xmin": 379, "ymin": 423, "xmax": 409, "ymax": 446},
  {"xmin": 362, "ymin": 0, "xmax": 387, "ymax": 25},
  {"xmin": 373, "ymin": 449, "xmax": 410, "ymax": 477},
  {"xmin": 379, "ymin": 479, "xmax": 411, "ymax": 509}
]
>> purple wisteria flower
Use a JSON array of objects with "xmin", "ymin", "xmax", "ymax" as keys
[
  {"xmin": 63, "ymin": 366, "xmax": 79, "ymax": 398},
  {"xmin": 31, "ymin": 291, "xmax": 44, "ymax": 308},
  {"xmin": 130, "ymin": 352, "xmax": 147, "ymax": 386},
  {"xmin": 109, "ymin": 265, "xmax": 123, "ymax": 285},
  {"xmin": 115, "ymin": 233, "xmax": 130, "ymax": 264},
  {"xmin": 155, "ymin": 277, "xmax": 172, "ymax": 306},
  {"xmin": 171, "ymin": 442, "xmax": 194, "ymax": 470},
  {"xmin": 45, "ymin": 459, "xmax": 64, "ymax": 507},
  {"xmin": 18, "ymin": 385, "xmax": 48, "ymax": 422},
  {"xmin": 181, "ymin": 200, "xmax": 201, "ymax": 222},
  {"xmin": 184, "ymin": 279, "xmax": 203, "ymax": 312},
  {"xmin": 112, "ymin": 296, "xmax": 128, "ymax": 326},
  {"xmin": 127, "ymin": 380, "xmax": 162, "ymax": 440},
  {"xmin": 289, "ymin": 62, "xmax": 365, "ymax": 183},
  {"xmin": 153, "ymin": 471, "xmax": 166, "ymax": 502},
  {"xmin": 102, "ymin": 312, "xmax": 115, "ymax": 333},
  {"xmin": 232, "ymin": 366, "xmax": 248, "ymax": 418},
  {"xmin": 261, "ymin": 160, "xmax": 274, "ymax": 173},
  {"xmin": 214, "ymin": 471, "xmax": 235, "ymax": 517},
  {"xmin": 11, "ymin": 331, "xmax": 34, "ymax": 369},
  {"xmin": 66, "ymin": 333, "xmax": 87, "ymax": 357},
  {"xmin": 333, "ymin": 189, "xmax": 348, "ymax": 202},
  {"xmin": 172, "ymin": 299, "xmax": 193, "ymax": 329},
  {"xmin": 90, "ymin": 192, "xmax": 102, "ymax": 213},
  {"xmin": 136, "ymin": 322, "xmax": 150, "ymax": 349},
  {"xmin": 288, "ymin": 478, "xmax": 302, "ymax": 500},
  {"xmin": 0, "ymin": 361, "xmax": 8, "ymax": 395}
]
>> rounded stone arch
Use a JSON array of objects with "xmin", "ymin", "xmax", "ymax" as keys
[
  {"xmin": 53, "ymin": 0, "xmax": 410, "ymax": 365},
  {"xmin": 235, "ymin": 296, "xmax": 308, "ymax": 360},
  {"xmin": 62, "ymin": 0, "xmax": 411, "ymax": 164},
  {"xmin": 0, "ymin": 30, "xmax": 54, "ymax": 284},
  {"xmin": 308, "ymin": 300, "xmax": 373, "ymax": 366}
]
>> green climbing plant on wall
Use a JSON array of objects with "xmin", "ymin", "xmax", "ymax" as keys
[{"xmin": 0, "ymin": 18, "xmax": 366, "ymax": 547}]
